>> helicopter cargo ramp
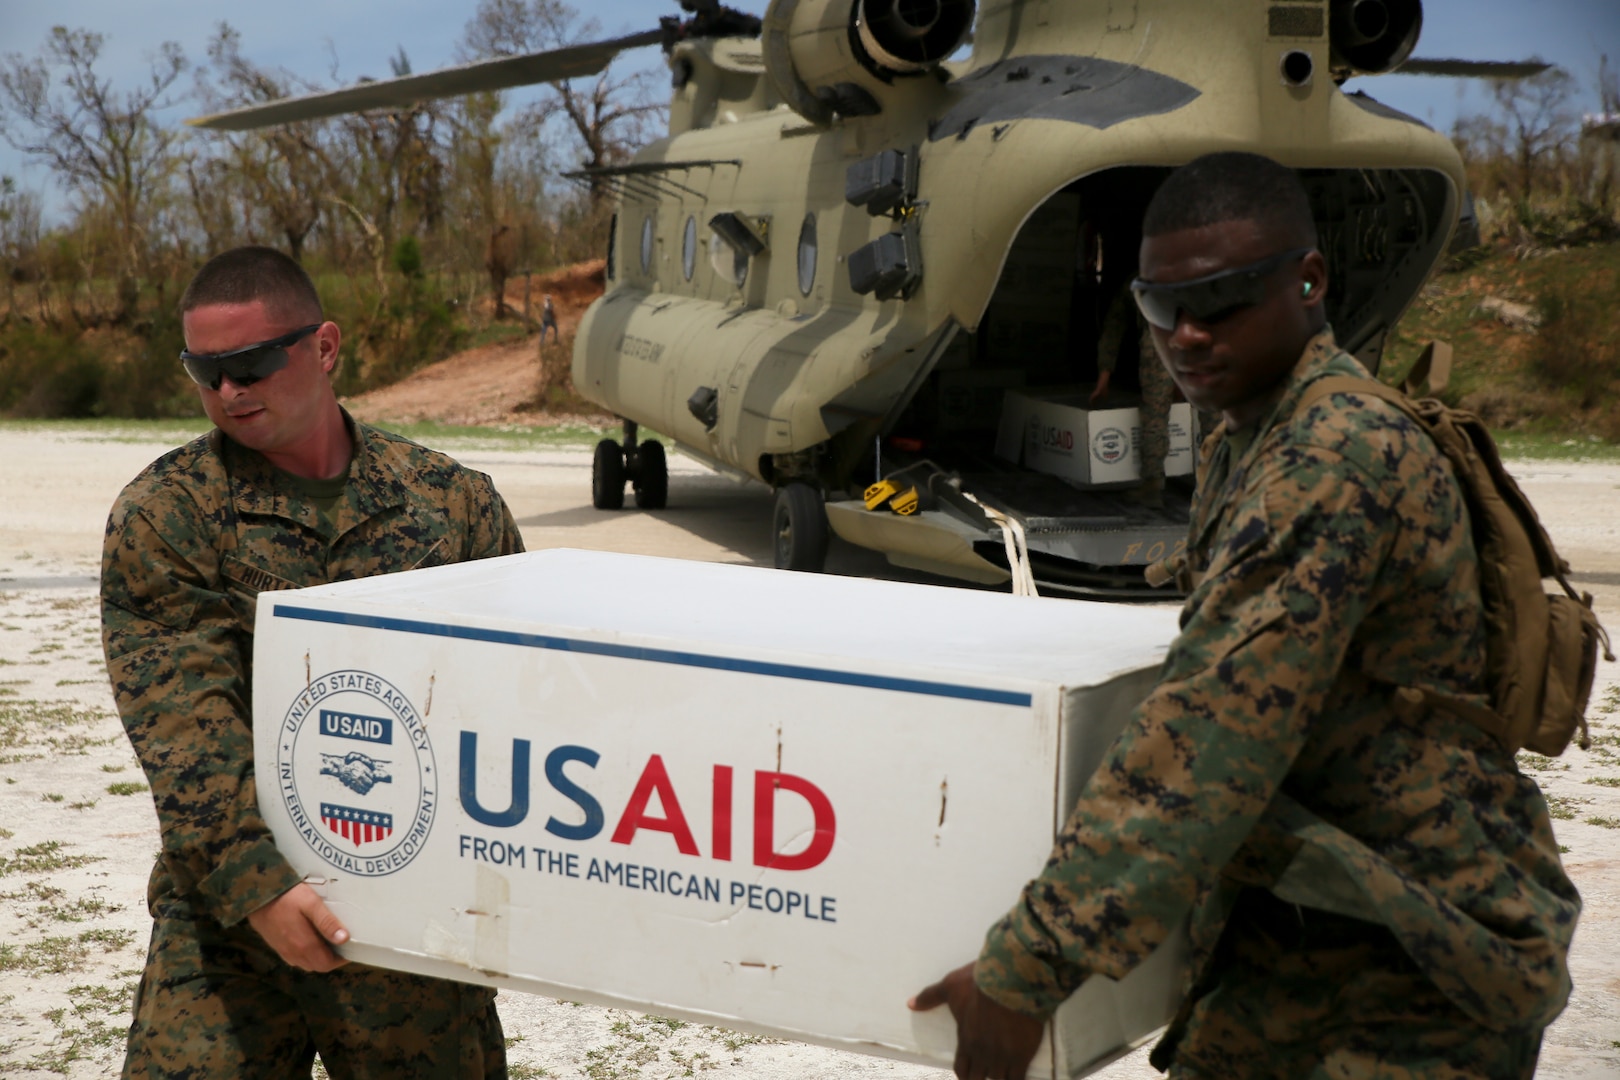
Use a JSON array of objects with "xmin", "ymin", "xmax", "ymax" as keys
[
  {"xmin": 826, "ymin": 470, "xmax": 1189, "ymax": 600},
  {"xmin": 251, "ymin": 548, "xmax": 1186, "ymax": 1078}
]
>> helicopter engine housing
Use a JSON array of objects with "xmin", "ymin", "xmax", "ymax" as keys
[
  {"xmin": 763, "ymin": 0, "xmax": 975, "ymax": 123},
  {"xmin": 1327, "ymin": 0, "xmax": 1422, "ymax": 76}
]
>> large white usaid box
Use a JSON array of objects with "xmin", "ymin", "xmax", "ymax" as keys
[{"xmin": 252, "ymin": 549, "xmax": 1187, "ymax": 1077}]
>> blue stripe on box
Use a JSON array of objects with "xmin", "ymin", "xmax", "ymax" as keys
[{"xmin": 272, "ymin": 604, "xmax": 1033, "ymax": 707}]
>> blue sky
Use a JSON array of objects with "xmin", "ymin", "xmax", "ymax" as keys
[{"xmin": 1, "ymin": 0, "xmax": 1616, "ymax": 221}]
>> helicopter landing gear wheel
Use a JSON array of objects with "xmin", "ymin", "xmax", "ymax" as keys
[
  {"xmin": 631, "ymin": 439, "xmax": 667, "ymax": 510},
  {"xmin": 773, "ymin": 482, "xmax": 829, "ymax": 572},
  {"xmin": 592, "ymin": 438, "xmax": 626, "ymax": 510}
]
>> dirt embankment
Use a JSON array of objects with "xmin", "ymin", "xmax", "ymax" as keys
[{"xmin": 344, "ymin": 260, "xmax": 607, "ymax": 428}]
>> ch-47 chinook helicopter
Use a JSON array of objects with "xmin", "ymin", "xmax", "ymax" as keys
[{"xmin": 191, "ymin": 0, "xmax": 1546, "ymax": 597}]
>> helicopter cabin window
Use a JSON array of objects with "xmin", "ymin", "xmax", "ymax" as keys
[
  {"xmin": 640, "ymin": 216, "xmax": 655, "ymax": 275},
  {"xmin": 709, "ymin": 230, "xmax": 748, "ymax": 287},
  {"xmin": 682, "ymin": 216, "xmax": 698, "ymax": 281},
  {"xmin": 797, "ymin": 214, "xmax": 817, "ymax": 296}
]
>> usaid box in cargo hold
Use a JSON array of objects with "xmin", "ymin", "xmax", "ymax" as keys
[
  {"xmin": 996, "ymin": 389, "xmax": 1197, "ymax": 486},
  {"xmin": 252, "ymin": 549, "xmax": 1187, "ymax": 1078}
]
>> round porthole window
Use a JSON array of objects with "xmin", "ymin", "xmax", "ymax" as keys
[
  {"xmin": 709, "ymin": 231, "xmax": 748, "ymax": 287},
  {"xmin": 682, "ymin": 216, "xmax": 697, "ymax": 281},
  {"xmin": 639, "ymin": 216, "xmax": 655, "ymax": 274},
  {"xmin": 797, "ymin": 213, "xmax": 817, "ymax": 296}
]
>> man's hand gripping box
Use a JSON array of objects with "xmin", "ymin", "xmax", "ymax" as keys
[{"xmin": 253, "ymin": 549, "xmax": 1186, "ymax": 1078}]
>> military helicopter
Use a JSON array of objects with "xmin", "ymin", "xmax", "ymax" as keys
[{"xmin": 190, "ymin": 0, "xmax": 1547, "ymax": 597}]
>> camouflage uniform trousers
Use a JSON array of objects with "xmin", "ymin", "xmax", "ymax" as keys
[
  {"xmin": 1160, "ymin": 890, "xmax": 1542, "ymax": 1080},
  {"xmin": 125, "ymin": 900, "xmax": 506, "ymax": 1079},
  {"xmin": 1138, "ymin": 325, "xmax": 1174, "ymax": 485}
]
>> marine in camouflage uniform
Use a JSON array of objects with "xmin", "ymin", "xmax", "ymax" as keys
[
  {"xmin": 973, "ymin": 328, "xmax": 1578, "ymax": 1075},
  {"xmin": 102, "ymin": 246, "xmax": 524, "ymax": 1078}
]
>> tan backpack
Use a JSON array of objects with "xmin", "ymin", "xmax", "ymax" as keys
[{"xmin": 1295, "ymin": 373, "xmax": 1613, "ymax": 756}]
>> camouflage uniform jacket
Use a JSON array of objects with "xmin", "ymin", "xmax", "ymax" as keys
[
  {"xmin": 976, "ymin": 329, "xmax": 1579, "ymax": 1033},
  {"xmin": 101, "ymin": 418, "xmax": 523, "ymax": 928}
]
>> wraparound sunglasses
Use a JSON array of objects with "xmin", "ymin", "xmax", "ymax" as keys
[
  {"xmin": 1131, "ymin": 248, "xmax": 1312, "ymax": 331},
  {"xmin": 180, "ymin": 324, "xmax": 322, "ymax": 391}
]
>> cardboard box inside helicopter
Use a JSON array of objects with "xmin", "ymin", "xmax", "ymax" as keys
[
  {"xmin": 897, "ymin": 187, "xmax": 1202, "ymax": 489},
  {"xmin": 251, "ymin": 549, "xmax": 1188, "ymax": 1079},
  {"xmin": 995, "ymin": 389, "xmax": 1198, "ymax": 488}
]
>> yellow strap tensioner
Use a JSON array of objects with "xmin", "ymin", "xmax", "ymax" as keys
[{"xmin": 863, "ymin": 480, "xmax": 920, "ymax": 515}]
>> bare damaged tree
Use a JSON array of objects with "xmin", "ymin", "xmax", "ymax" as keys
[
  {"xmin": 461, "ymin": 0, "xmax": 665, "ymax": 212},
  {"xmin": 1488, "ymin": 64, "xmax": 1578, "ymax": 204},
  {"xmin": 195, "ymin": 24, "xmax": 333, "ymax": 262},
  {"xmin": 0, "ymin": 27, "xmax": 185, "ymax": 322},
  {"xmin": 0, "ymin": 175, "xmax": 43, "ymax": 320}
]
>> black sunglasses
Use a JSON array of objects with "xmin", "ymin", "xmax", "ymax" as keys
[
  {"xmin": 1131, "ymin": 248, "xmax": 1312, "ymax": 331},
  {"xmin": 180, "ymin": 324, "xmax": 322, "ymax": 391}
]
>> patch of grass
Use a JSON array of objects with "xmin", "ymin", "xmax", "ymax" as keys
[
  {"xmin": 0, "ymin": 417, "xmax": 212, "ymax": 446},
  {"xmin": 0, "ymin": 841, "xmax": 102, "ymax": 877},
  {"xmin": 41, "ymin": 792, "xmax": 64, "ymax": 803},
  {"xmin": 0, "ymin": 698, "xmax": 102, "ymax": 752},
  {"xmin": 1384, "ymin": 239, "xmax": 1620, "ymax": 442},
  {"xmin": 100, "ymin": 764, "xmax": 125, "ymax": 773},
  {"xmin": 0, "ymin": 927, "xmax": 135, "ymax": 975},
  {"xmin": 1518, "ymin": 753, "xmax": 1567, "ymax": 772},
  {"xmin": 0, "ymin": 827, "xmax": 11, "ymax": 839},
  {"xmin": 106, "ymin": 781, "xmax": 148, "ymax": 796},
  {"xmin": 21, "ymin": 980, "xmax": 137, "ymax": 1073},
  {"xmin": 1586, "ymin": 815, "xmax": 1620, "ymax": 829},
  {"xmin": 1585, "ymin": 776, "xmax": 1620, "ymax": 787},
  {"xmin": 1489, "ymin": 431, "xmax": 1620, "ymax": 462},
  {"xmin": 378, "ymin": 419, "xmax": 615, "ymax": 453},
  {"xmin": 1546, "ymin": 795, "xmax": 1591, "ymax": 821},
  {"xmin": 3, "ymin": 884, "xmax": 116, "ymax": 929},
  {"xmin": 508, "ymin": 1066, "xmax": 551, "ymax": 1080}
]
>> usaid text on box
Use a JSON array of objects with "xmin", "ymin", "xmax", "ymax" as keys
[
  {"xmin": 455, "ymin": 732, "xmax": 840, "ymax": 922},
  {"xmin": 275, "ymin": 670, "xmax": 839, "ymax": 919}
]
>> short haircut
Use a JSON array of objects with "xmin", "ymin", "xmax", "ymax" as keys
[
  {"xmin": 1143, "ymin": 152, "xmax": 1318, "ymax": 247},
  {"xmin": 180, "ymin": 246, "xmax": 323, "ymax": 323}
]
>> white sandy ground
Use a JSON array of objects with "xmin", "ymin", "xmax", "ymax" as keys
[{"xmin": 0, "ymin": 425, "xmax": 1616, "ymax": 1079}]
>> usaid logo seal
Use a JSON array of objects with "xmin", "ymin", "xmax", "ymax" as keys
[
  {"xmin": 275, "ymin": 670, "xmax": 436, "ymax": 877},
  {"xmin": 1092, "ymin": 426, "xmax": 1129, "ymax": 465}
]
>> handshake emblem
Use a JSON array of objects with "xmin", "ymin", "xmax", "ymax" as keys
[{"xmin": 320, "ymin": 750, "xmax": 393, "ymax": 796}]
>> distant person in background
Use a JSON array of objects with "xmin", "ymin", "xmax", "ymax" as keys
[
  {"xmin": 1091, "ymin": 281, "xmax": 1172, "ymax": 508},
  {"xmin": 540, "ymin": 293, "xmax": 559, "ymax": 344},
  {"xmin": 101, "ymin": 245, "xmax": 523, "ymax": 1078}
]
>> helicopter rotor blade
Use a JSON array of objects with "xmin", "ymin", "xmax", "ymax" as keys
[
  {"xmin": 186, "ymin": 28, "xmax": 663, "ymax": 131},
  {"xmin": 1391, "ymin": 57, "xmax": 1553, "ymax": 79}
]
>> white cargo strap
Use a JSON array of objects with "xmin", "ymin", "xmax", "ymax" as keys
[{"xmin": 962, "ymin": 492, "xmax": 1038, "ymax": 598}]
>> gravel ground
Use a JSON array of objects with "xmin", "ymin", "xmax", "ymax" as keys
[{"xmin": 1, "ymin": 426, "xmax": 1616, "ymax": 1078}]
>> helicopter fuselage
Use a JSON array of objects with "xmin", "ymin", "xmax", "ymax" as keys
[{"xmin": 573, "ymin": 0, "xmax": 1465, "ymax": 592}]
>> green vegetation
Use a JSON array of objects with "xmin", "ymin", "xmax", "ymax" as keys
[
  {"xmin": 0, "ymin": 928, "xmax": 135, "ymax": 975},
  {"xmin": 1546, "ymin": 795, "xmax": 1590, "ymax": 821},
  {"xmin": 1586, "ymin": 816, "xmax": 1620, "ymax": 829},
  {"xmin": 1384, "ymin": 238, "xmax": 1620, "ymax": 444},
  {"xmin": 106, "ymin": 781, "xmax": 148, "ymax": 796},
  {"xmin": 0, "ymin": 416, "xmax": 614, "ymax": 453},
  {"xmin": 0, "ymin": 841, "xmax": 102, "ymax": 877},
  {"xmin": 0, "ymin": 4, "xmax": 641, "ymax": 421}
]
